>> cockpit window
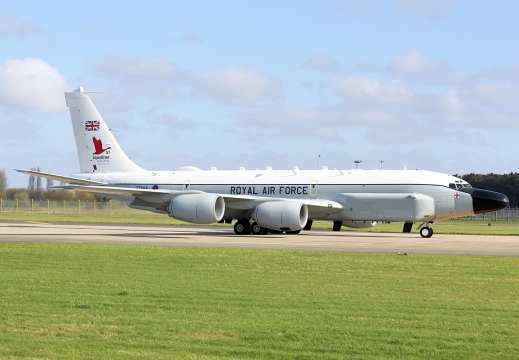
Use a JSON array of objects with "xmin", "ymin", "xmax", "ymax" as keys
[{"xmin": 450, "ymin": 181, "xmax": 473, "ymax": 190}]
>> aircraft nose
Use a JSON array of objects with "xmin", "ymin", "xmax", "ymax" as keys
[{"xmin": 459, "ymin": 188, "xmax": 509, "ymax": 214}]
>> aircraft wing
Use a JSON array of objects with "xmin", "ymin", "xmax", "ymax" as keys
[
  {"xmin": 15, "ymin": 169, "xmax": 108, "ymax": 186},
  {"xmin": 55, "ymin": 184, "xmax": 186, "ymax": 197},
  {"xmin": 61, "ymin": 187, "xmax": 343, "ymax": 216},
  {"xmin": 35, "ymin": 179, "xmax": 344, "ymax": 217}
]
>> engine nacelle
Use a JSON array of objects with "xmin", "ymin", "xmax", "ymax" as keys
[
  {"xmin": 342, "ymin": 221, "xmax": 377, "ymax": 229},
  {"xmin": 253, "ymin": 201, "xmax": 308, "ymax": 231},
  {"xmin": 168, "ymin": 194, "xmax": 225, "ymax": 224}
]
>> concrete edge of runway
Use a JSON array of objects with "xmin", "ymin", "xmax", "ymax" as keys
[{"xmin": 1, "ymin": 221, "xmax": 519, "ymax": 256}]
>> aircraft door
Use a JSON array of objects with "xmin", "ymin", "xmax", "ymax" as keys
[
  {"xmin": 310, "ymin": 180, "xmax": 318, "ymax": 197},
  {"xmin": 183, "ymin": 180, "xmax": 191, "ymax": 190}
]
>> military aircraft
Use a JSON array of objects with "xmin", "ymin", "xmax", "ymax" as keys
[{"xmin": 17, "ymin": 87, "xmax": 509, "ymax": 237}]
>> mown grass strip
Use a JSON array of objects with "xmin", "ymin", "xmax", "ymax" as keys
[
  {"xmin": 0, "ymin": 243, "xmax": 517, "ymax": 359},
  {"xmin": 2, "ymin": 212, "xmax": 519, "ymax": 235},
  {"xmin": 0, "ymin": 212, "xmax": 191, "ymax": 225},
  {"xmin": 354, "ymin": 221, "xmax": 519, "ymax": 236}
]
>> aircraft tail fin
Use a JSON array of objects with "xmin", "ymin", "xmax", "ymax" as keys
[{"xmin": 65, "ymin": 87, "xmax": 145, "ymax": 173}]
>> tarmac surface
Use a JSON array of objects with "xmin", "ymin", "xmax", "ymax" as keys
[{"xmin": 1, "ymin": 221, "xmax": 518, "ymax": 256}]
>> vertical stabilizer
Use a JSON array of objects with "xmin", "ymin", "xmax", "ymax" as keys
[{"xmin": 65, "ymin": 87, "xmax": 145, "ymax": 173}]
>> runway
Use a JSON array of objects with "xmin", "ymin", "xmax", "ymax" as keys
[{"xmin": 1, "ymin": 221, "xmax": 518, "ymax": 256}]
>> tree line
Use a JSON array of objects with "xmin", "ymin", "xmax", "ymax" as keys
[
  {"xmin": 1, "ymin": 168, "xmax": 519, "ymax": 207},
  {"xmin": 459, "ymin": 173, "xmax": 519, "ymax": 208}
]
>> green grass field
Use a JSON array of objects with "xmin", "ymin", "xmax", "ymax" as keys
[
  {"xmin": 0, "ymin": 212, "xmax": 189, "ymax": 225},
  {"xmin": 1, "ymin": 243, "xmax": 518, "ymax": 359},
  {"xmin": 2, "ymin": 211, "xmax": 519, "ymax": 235}
]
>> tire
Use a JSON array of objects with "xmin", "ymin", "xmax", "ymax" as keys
[
  {"xmin": 420, "ymin": 227, "xmax": 433, "ymax": 238},
  {"xmin": 250, "ymin": 222, "xmax": 264, "ymax": 235},
  {"xmin": 234, "ymin": 220, "xmax": 250, "ymax": 235}
]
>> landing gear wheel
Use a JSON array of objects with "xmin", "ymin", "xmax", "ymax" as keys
[
  {"xmin": 420, "ymin": 226, "xmax": 433, "ymax": 238},
  {"xmin": 234, "ymin": 220, "xmax": 251, "ymax": 235},
  {"xmin": 250, "ymin": 222, "xmax": 265, "ymax": 235},
  {"xmin": 285, "ymin": 230, "xmax": 301, "ymax": 235}
]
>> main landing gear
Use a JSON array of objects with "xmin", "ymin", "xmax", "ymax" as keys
[
  {"xmin": 234, "ymin": 219, "xmax": 251, "ymax": 235},
  {"xmin": 234, "ymin": 219, "xmax": 269, "ymax": 235},
  {"xmin": 250, "ymin": 222, "xmax": 269, "ymax": 235}
]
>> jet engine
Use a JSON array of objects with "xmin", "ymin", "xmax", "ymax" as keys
[
  {"xmin": 168, "ymin": 194, "xmax": 225, "ymax": 224},
  {"xmin": 342, "ymin": 221, "xmax": 377, "ymax": 229},
  {"xmin": 253, "ymin": 201, "xmax": 308, "ymax": 231}
]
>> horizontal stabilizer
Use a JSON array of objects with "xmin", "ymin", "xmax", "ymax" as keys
[{"xmin": 14, "ymin": 169, "xmax": 108, "ymax": 186}]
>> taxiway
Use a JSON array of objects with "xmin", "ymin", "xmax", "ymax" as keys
[{"xmin": 1, "ymin": 222, "xmax": 518, "ymax": 256}]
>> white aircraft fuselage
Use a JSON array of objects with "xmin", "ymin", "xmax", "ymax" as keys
[{"xmin": 74, "ymin": 168, "xmax": 473, "ymax": 222}]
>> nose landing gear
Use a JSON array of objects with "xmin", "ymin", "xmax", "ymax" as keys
[{"xmin": 419, "ymin": 223, "xmax": 434, "ymax": 238}]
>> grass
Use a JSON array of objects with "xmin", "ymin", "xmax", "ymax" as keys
[
  {"xmin": 2, "ymin": 211, "xmax": 519, "ymax": 235},
  {"xmin": 0, "ymin": 243, "xmax": 518, "ymax": 359},
  {"xmin": 0, "ymin": 212, "xmax": 192, "ymax": 225},
  {"xmin": 355, "ymin": 221, "xmax": 519, "ymax": 236}
]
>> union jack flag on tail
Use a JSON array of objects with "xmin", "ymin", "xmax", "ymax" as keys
[{"xmin": 85, "ymin": 120, "xmax": 100, "ymax": 131}]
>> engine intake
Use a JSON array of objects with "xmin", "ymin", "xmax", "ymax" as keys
[
  {"xmin": 168, "ymin": 194, "xmax": 225, "ymax": 224},
  {"xmin": 253, "ymin": 201, "xmax": 308, "ymax": 231}
]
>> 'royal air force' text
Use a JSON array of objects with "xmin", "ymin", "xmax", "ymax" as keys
[{"xmin": 230, "ymin": 186, "xmax": 309, "ymax": 195}]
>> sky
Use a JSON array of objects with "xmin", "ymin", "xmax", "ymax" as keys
[{"xmin": 1, "ymin": 0, "xmax": 519, "ymax": 188}]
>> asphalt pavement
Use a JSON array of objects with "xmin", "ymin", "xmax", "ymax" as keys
[{"xmin": 1, "ymin": 221, "xmax": 518, "ymax": 256}]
